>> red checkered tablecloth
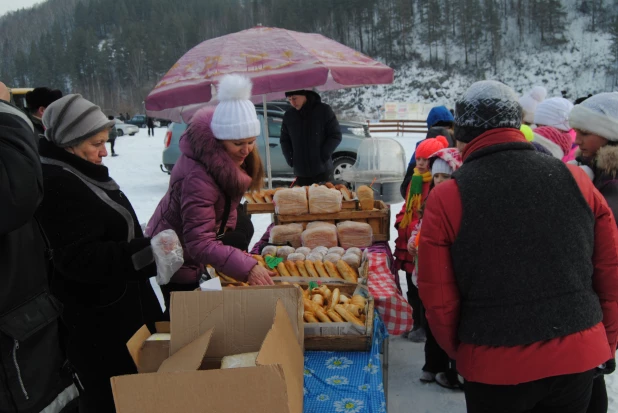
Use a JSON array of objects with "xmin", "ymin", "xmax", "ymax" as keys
[{"xmin": 367, "ymin": 252, "xmax": 413, "ymax": 335}]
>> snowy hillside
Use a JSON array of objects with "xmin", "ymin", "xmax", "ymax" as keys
[{"xmin": 329, "ymin": 3, "xmax": 617, "ymax": 121}]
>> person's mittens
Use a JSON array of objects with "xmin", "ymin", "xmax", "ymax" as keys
[{"xmin": 603, "ymin": 358, "xmax": 616, "ymax": 375}]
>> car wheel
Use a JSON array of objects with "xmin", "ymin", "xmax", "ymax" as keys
[
  {"xmin": 333, "ymin": 155, "xmax": 356, "ymax": 182},
  {"xmin": 116, "ymin": 129, "xmax": 124, "ymax": 137}
]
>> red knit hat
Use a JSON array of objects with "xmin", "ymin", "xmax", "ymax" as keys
[
  {"xmin": 416, "ymin": 136, "xmax": 449, "ymax": 159},
  {"xmin": 533, "ymin": 126, "xmax": 572, "ymax": 157}
]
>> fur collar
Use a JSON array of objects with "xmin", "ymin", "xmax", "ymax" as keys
[
  {"xmin": 179, "ymin": 107, "xmax": 252, "ymax": 198},
  {"xmin": 595, "ymin": 145, "xmax": 618, "ymax": 178}
]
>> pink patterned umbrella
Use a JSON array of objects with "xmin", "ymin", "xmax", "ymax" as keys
[
  {"xmin": 146, "ymin": 26, "xmax": 393, "ymax": 187},
  {"xmin": 145, "ymin": 26, "xmax": 394, "ymax": 122}
]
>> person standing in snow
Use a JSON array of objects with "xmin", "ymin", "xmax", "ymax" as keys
[
  {"xmin": 569, "ymin": 92, "xmax": 618, "ymax": 413},
  {"xmin": 107, "ymin": 115, "xmax": 119, "ymax": 156},
  {"xmin": 36, "ymin": 94, "xmax": 166, "ymax": 413},
  {"xmin": 408, "ymin": 147, "xmax": 462, "ymax": 389},
  {"xmin": 147, "ymin": 74, "xmax": 275, "ymax": 311},
  {"xmin": 147, "ymin": 116, "xmax": 155, "ymax": 137},
  {"xmin": 395, "ymin": 136, "xmax": 449, "ymax": 342},
  {"xmin": 0, "ymin": 82, "xmax": 79, "ymax": 413},
  {"xmin": 280, "ymin": 90, "xmax": 342, "ymax": 185},
  {"xmin": 418, "ymin": 80, "xmax": 618, "ymax": 413}
]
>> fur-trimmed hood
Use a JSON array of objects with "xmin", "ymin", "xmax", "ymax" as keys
[
  {"xmin": 179, "ymin": 107, "xmax": 252, "ymax": 198},
  {"xmin": 595, "ymin": 145, "xmax": 618, "ymax": 179}
]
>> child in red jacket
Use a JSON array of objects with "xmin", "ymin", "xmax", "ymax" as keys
[
  {"xmin": 408, "ymin": 148, "xmax": 462, "ymax": 387},
  {"xmin": 395, "ymin": 136, "xmax": 448, "ymax": 340}
]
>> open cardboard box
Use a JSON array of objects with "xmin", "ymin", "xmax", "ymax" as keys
[
  {"xmin": 112, "ymin": 286, "xmax": 304, "ymax": 413},
  {"xmin": 126, "ymin": 321, "xmax": 170, "ymax": 373}
]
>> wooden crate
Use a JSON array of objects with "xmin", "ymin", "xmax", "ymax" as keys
[
  {"xmin": 274, "ymin": 200, "xmax": 391, "ymax": 242},
  {"xmin": 244, "ymin": 199, "xmax": 358, "ymax": 215},
  {"xmin": 303, "ymin": 283, "xmax": 374, "ymax": 351}
]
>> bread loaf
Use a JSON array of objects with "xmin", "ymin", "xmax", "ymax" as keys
[
  {"xmin": 261, "ymin": 245, "xmax": 277, "ymax": 257},
  {"xmin": 295, "ymin": 247, "xmax": 312, "ymax": 256},
  {"xmin": 273, "ymin": 188, "xmax": 308, "ymax": 215},
  {"xmin": 357, "ymin": 185, "xmax": 374, "ymax": 211},
  {"xmin": 341, "ymin": 253, "xmax": 361, "ymax": 270},
  {"xmin": 337, "ymin": 221, "xmax": 373, "ymax": 249},
  {"xmin": 308, "ymin": 186, "xmax": 343, "ymax": 214},
  {"xmin": 269, "ymin": 224, "xmax": 303, "ymax": 248},
  {"xmin": 287, "ymin": 253, "xmax": 306, "ymax": 262},
  {"xmin": 323, "ymin": 253, "xmax": 342, "ymax": 264},
  {"xmin": 301, "ymin": 225, "xmax": 338, "ymax": 249},
  {"xmin": 328, "ymin": 247, "xmax": 345, "ymax": 256}
]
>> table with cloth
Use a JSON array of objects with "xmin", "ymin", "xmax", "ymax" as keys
[{"xmin": 303, "ymin": 312, "xmax": 388, "ymax": 413}]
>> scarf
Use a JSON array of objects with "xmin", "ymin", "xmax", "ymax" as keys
[{"xmin": 400, "ymin": 168, "xmax": 432, "ymax": 228}]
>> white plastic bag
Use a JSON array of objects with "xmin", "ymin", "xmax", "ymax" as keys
[{"xmin": 151, "ymin": 229, "xmax": 184, "ymax": 285}]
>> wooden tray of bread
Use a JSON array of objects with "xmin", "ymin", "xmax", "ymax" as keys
[
  {"xmin": 243, "ymin": 183, "xmax": 358, "ymax": 215},
  {"xmin": 275, "ymin": 200, "xmax": 391, "ymax": 242}
]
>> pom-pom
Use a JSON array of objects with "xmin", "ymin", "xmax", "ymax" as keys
[{"xmin": 216, "ymin": 74, "xmax": 253, "ymax": 102}]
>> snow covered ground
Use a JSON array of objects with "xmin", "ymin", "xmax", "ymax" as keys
[{"xmin": 105, "ymin": 127, "xmax": 617, "ymax": 412}]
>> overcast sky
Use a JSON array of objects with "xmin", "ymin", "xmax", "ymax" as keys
[{"xmin": 0, "ymin": 0, "xmax": 41, "ymax": 17}]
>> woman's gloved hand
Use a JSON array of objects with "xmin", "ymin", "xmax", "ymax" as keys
[
  {"xmin": 247, "ymin": 264, "xmax": 275, "ymax": 286},
  {"xmin": 151, "ymin": 229, "xmax": 184, "ymax": 285}
]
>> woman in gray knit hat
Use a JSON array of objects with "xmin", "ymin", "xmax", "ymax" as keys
[{"xmin": 36, "ymin": 94, "xmax": 165, "ymax": 413}]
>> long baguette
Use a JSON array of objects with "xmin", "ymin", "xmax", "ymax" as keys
[
  {"xmin": 334, "ymin": 305, "xmax": 365, "ymax": 327},
  {"xmin": 329, "ymin": 288, "xmax": 340, "ymax": 311},
  {"xmin": 343, "ymin": 304, "xmax": 363, "ymax": 318},
  {"xmin": 326, "ymin": 310, "xmax": 344, "ymax": 322},
  {"xmin": 314, "ymin": 261, "xmax": 330, "ymax": 278},
  {"xmin": 324, "ymin": 261, "xmax": 343, "ymax": 279},
  {"xmin": 285, "ymin": 261, "xmax": 301, "ymax": 277},
  {"xmin": 304, "ymin": 311, "xmax": 319, "ymax": 323},
  {"xmin": 296, "ymin": 261, "xmax": 310, "ymax": 278},
  {"xmin": 314, "ymin": 309, "xmax": 332, "ymax": 323},
  {"xmin": 277, "ymin": 262, "xmax": 292, "ymax": 277},
  {"xmin": 304, "ymin": 260, "xmax": 320, "ymax": 278},
  {"xmin": 336, "ymin": 260, "xmax": 358, "ymax": 283}
]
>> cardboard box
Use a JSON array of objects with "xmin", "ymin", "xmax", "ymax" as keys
[
  {"xmin": 169, "ymin": 286, "xmax": 304, "ymax": 356},
  {"xmin": 111, "ymin": 293, "xmax": 304, "ymax": 413},
  {"xmin": 126, "ymin": 322, "xmax": 170, "ymax": 373}
]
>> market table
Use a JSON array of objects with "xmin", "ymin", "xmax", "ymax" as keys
[
  {"xmin": 251, "ymin": 224, "xmax": 412, "ymax": 336},
  {"xmin": 303, "ymin": 311, "xmax": 388, "ymax": 413}
]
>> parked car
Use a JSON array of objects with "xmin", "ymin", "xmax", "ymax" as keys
[
  {"xmin": 160, "ymin": 104, "xmax": 371, "ymax": 183},
  {"xmin": 114, "ymin": 119, "xmax": 139, "ymax": 136},
  {"xmin": 8, "ymin": 87, "xmax": 33, "ymax": 112},
  {"xmin": 126, "ymin": 114, "xmax": 147, "ymax": 128}
]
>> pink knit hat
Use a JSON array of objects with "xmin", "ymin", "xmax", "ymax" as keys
[{"xmin": 534, "ymin": 126, "xmax": 572, "ymax": 157}]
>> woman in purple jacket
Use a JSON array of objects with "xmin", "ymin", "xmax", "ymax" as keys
[{"xmin": 148, "ymin": 74, "xmax": 274, "ymax": 308}]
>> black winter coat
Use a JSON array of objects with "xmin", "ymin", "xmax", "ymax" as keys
[
  {"xmin": 0, "ymin": 101, "xmax": 77, "ymax": 413},
  {"xmin": 36, "ymin": 139, "xmax": 163, "ymax": 413},
  {"xmin": 280, "ymin": 91, "xmax": 342, "ymax": 178}
]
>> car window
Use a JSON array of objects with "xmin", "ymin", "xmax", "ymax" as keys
[{"xmin": 268, "ymin": 117, "xmax": 282, "ymax": 138}]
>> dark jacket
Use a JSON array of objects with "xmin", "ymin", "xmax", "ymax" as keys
[
  {"xmin": 280, "ymin": 91, "xmax": 342, "ymax": 178},
  {"xmin": 418, "ymin": 128, "xmax": 618, "ymax": 385},
  {"xmin": 26, "ymin": 113, "xmax": 45, "ymax": 137},
  {"xmin": 0, "ymin": 101, "xmax": 77, "ymax": 413},
  {"xmin": 36, "ymin": 138, "xmax": 162, "ymax": 413}
]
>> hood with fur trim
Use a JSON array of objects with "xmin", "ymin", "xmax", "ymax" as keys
[
  {"xmin": 595, "ymin": 145, "xmax": 618, "ymax": 179},
  {"xmin": 180, "ymin": 107, "xmax": 252, "ymax": 198}
]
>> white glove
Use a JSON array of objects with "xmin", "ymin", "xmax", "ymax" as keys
[{"xmin": 151, "ymin": 229, "xmax": 184, "ymax": 285}]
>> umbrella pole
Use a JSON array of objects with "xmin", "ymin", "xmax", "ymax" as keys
[{"xmin": 262, "ymin": 96, "xmax": 273, "ymax": 189}]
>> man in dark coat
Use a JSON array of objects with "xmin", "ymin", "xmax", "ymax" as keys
[
  {"xmin": 0, "ymin": 82, "xmax": 78, "ymax": 412},
  {"xmin": 280, "ymin": 90, "xmax": 342, "ymax": 185},
  {"xmin": 418, "ymin": 80, "xmax": 618, "ymax": 413},
  {"xmin": 24, "ymin": 87, "xmax": 63, "ymax": 136}
]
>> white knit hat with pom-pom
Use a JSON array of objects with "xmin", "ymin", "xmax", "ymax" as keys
[
  {"xmin": 519, "ymin": 86, "xmax": 547, "ymax": 124},
  {"xmin": 211, "ymin": 74, "xmax": 261, "ymax": 140}
]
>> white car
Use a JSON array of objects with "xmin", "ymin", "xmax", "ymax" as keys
[{"xmin": 114, "ymin": 119, "xmax": 139, "ymax": 136}]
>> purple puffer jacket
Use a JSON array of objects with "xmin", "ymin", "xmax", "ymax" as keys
[{"xmin": 147, "ymin": 107, "xmax": 257, "ymax": 284}]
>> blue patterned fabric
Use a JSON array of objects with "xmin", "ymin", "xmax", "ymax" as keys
[{"xmin": 303, "ymin": 312, "xmax": 389, "ymax": 413}]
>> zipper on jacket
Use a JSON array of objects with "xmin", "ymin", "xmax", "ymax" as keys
[{"xmin": 12, "ymin": 340, "xmax": 29, "ymax": 400}]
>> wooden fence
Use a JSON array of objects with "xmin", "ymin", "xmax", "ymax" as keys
[{"xmin": 367, "ymin": 119, "xmax": 427, "ymax": 136}]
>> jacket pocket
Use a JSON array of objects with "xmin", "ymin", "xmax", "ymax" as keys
[{"xmin": 0, "ymin": 292, "xmax": 63, "ymax": 400}]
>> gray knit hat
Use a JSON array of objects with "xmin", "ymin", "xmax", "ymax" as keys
[
  {"xmin": 42, "ymin": 94, "xmax": 115, "ymax": 147},
  {"xmin": 569, "ymin": 92, "xmax": 618, "ymax": 142}
]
